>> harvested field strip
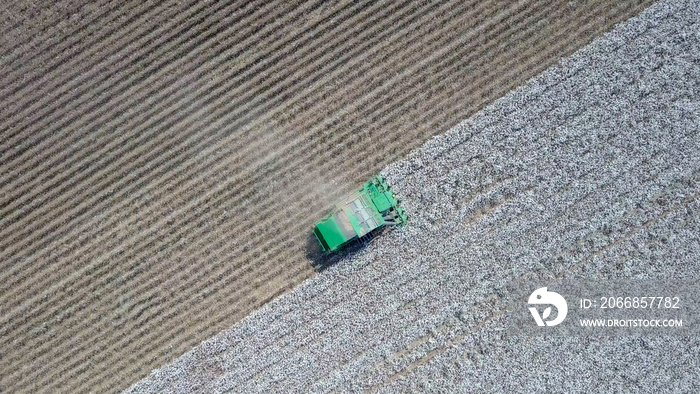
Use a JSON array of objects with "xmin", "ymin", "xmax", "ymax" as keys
[
  {"xmin": 0, "ymin": 0, "xmax": 576, "ymax": 278},
  {"xmin": 1, "ymin": 0, "xmax": 332, "ymax": 169},
  {"xmin": 0, "ymin": 0, "xmax": 462, "ymax": 348},
  {"xmin": 0, "ymin": 0, "xmax": 438, "ymax": 274},
  {"xmin": 1, "ymin": 0, "xmax": 410, "ymax": 183},
  {"xmin": 0, "ymin": 0, "xmax": 612, "ymax": 243},
  {"xmin": 1, "ymin": 0, "xmax": 552, "ymax": 336},
  {"xmin": 1, "ymin": 0, "xmax": 126, "ymax": 75},
  {"xmin": 1, "ymin": 0, "xmax": 654, "ymax": 392},
  {"xmin": 1, "ymin": 1, "xmax": 186, "ymax": 117},
  {"xmin": 1, "ymin": 0, "xmax": 460, "ymax": 248},
  {"xmin": 0, "ymin": 2, "xmax": 306, "ymax": 206},
  {"xmin": 0, "ymin": 0, "xmax": 248, "ymax": 122},
  {"xmin": 0, "ymin": 0, "xmax": 285, "ymax": 206}
]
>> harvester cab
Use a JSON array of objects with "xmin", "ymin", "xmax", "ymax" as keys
[{"xmin": 312, "ymin": 175, "xmax": 407, "ymax": 252}]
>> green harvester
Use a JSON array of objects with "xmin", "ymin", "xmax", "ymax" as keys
[{"xmin": 312, "ymin": 175, "xmax": 407, "ymax": 252}]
